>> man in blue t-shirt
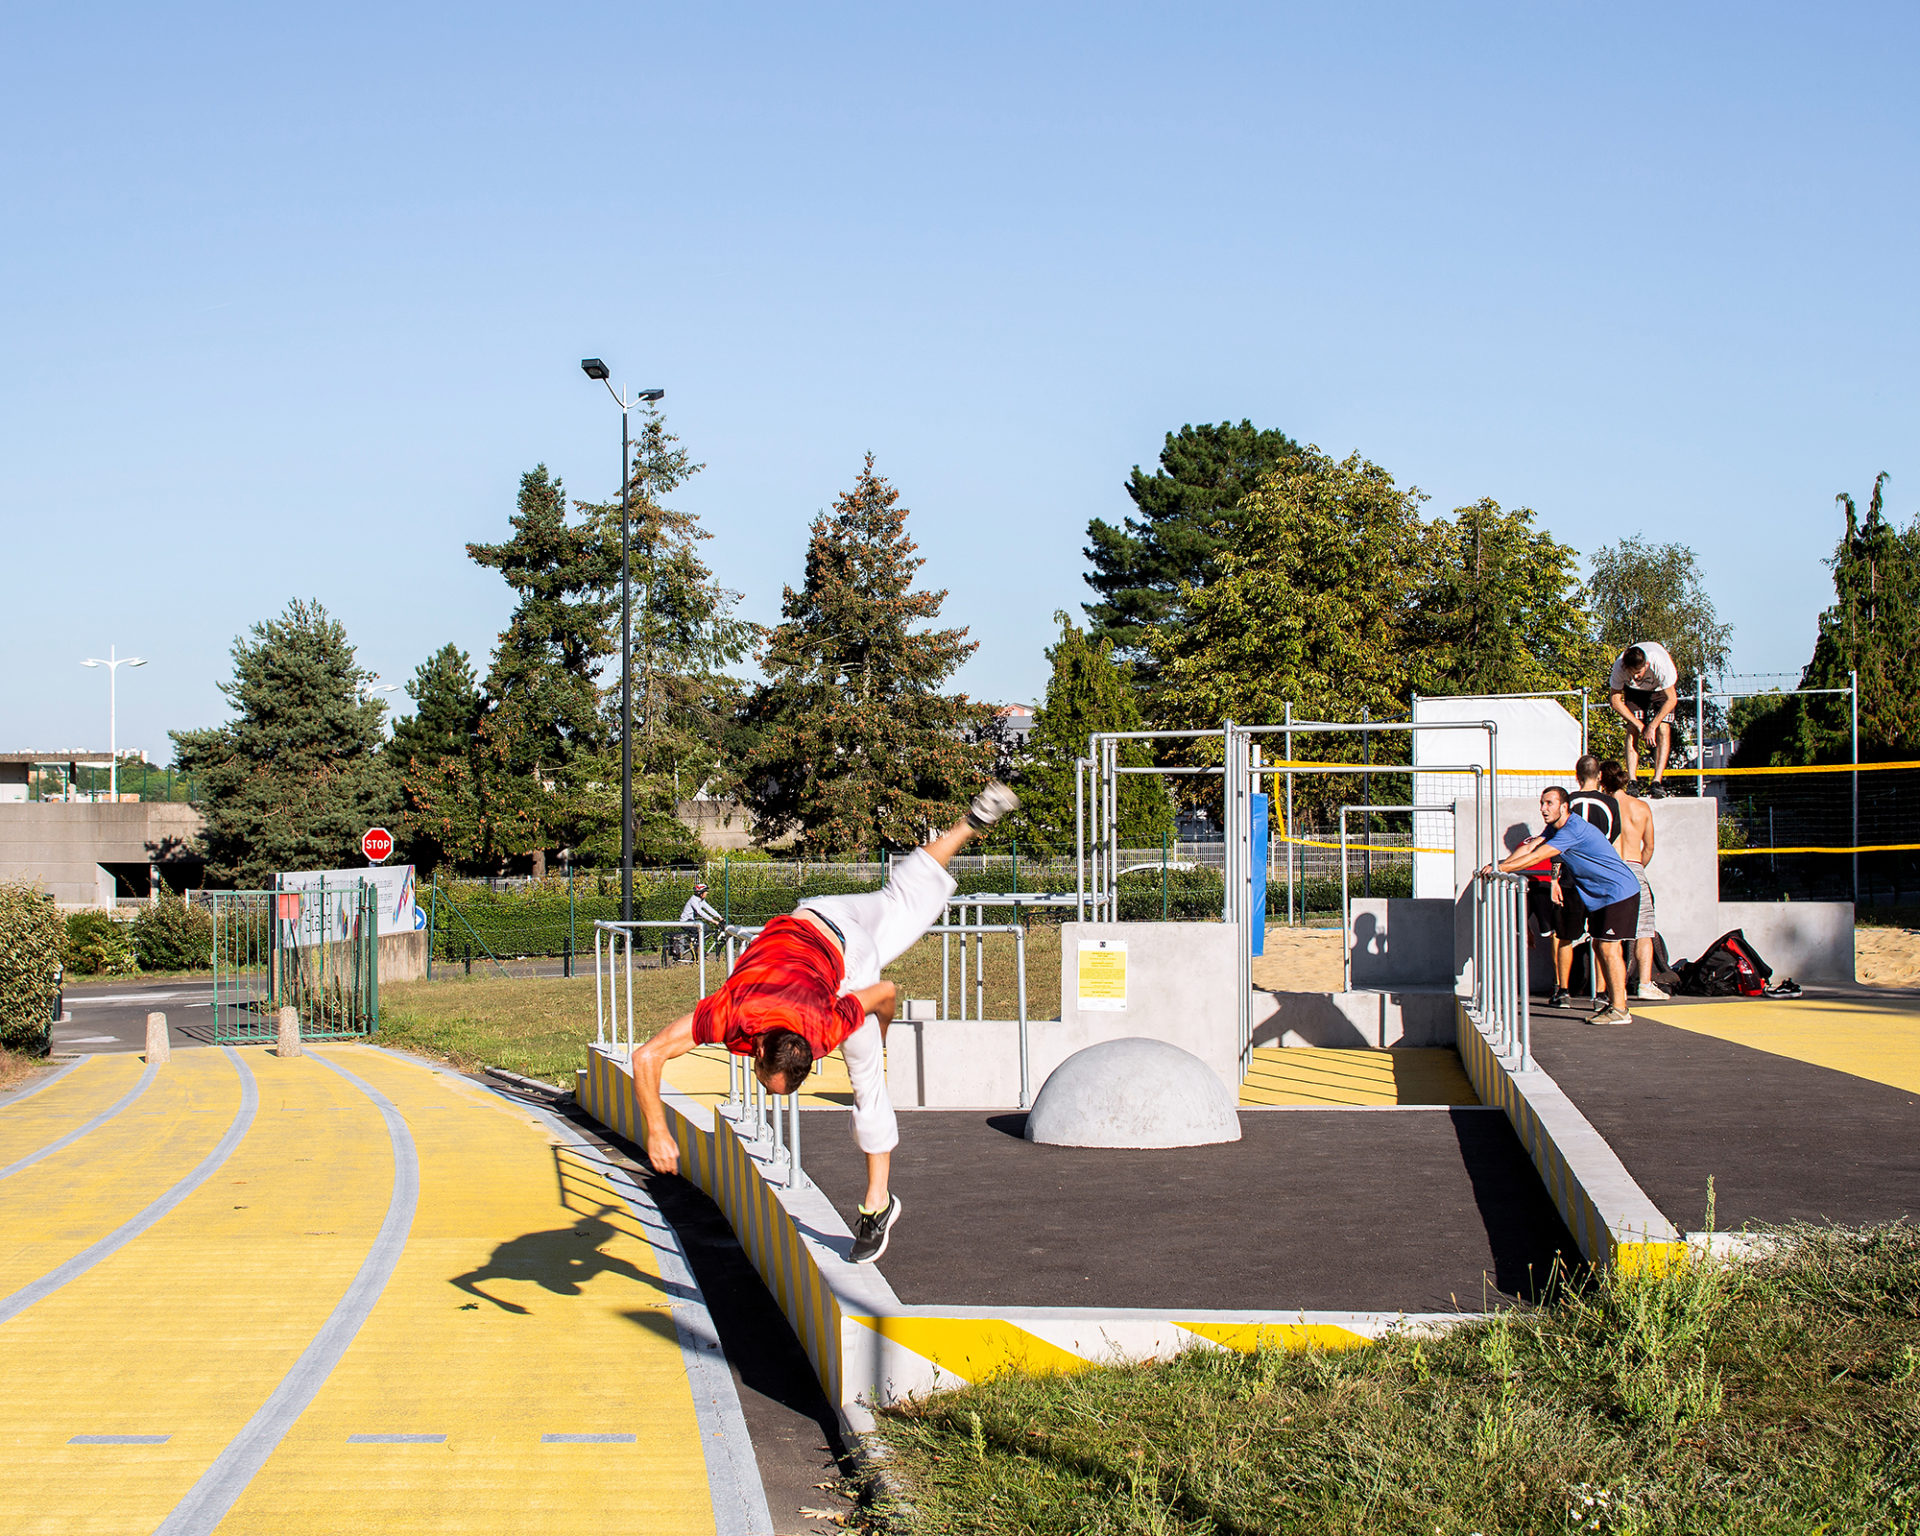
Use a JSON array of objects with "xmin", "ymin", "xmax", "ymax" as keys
[{"xmin": 1486, "ymin": 786, "xmax": 1642, "ymax": 1025}]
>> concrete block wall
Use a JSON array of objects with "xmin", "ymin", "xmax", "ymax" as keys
[{"xmin": 0, "ymin": 802, "xmax": 205, "ymax": 906}]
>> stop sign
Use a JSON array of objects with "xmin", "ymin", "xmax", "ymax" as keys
[{"xmin": 362, "ymin": 827, "xmax": 394, "ymax": 864}]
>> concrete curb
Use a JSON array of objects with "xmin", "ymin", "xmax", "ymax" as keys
[{"xmin": 1455, "ymin": 1001, "xmax": 1686, "ymax": 1271}]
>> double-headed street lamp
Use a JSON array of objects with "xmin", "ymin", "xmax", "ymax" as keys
[
  {"xmin": 80, "ymin": 645, "xmax": 147, "ymax": 801},
  {"xmin": 581, "ymin": 358, "xmax": 665, "ymax": 923}
]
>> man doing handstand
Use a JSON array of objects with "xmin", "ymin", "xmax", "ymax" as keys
[{"xmin": 631, "ymin": 783, "xmax": 1019, "ymax": 1264}]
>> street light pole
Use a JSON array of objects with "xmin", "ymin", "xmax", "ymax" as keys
[
  {"xmin": 581, "ymin": 360, "xmax": 665, "ymax": 924},
  {"xmin": 80, "ymin": 645, "xmax": 147, "ymax": 801}
]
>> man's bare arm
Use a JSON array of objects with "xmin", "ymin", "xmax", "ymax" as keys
[
  {"xmin": 1646, "ymin": 684, "xmax": 1679, "ymax": 737},
  {"xmin": 632, "ymin": 1013, "xmax": 698, "ymax": 1176},
  {"xmin": 1606, "ymin": 688, "xmax": 1638, "ymax": 727}
]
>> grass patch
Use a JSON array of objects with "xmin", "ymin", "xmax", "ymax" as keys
[
  {"xmin": 0, "ymin": 1045, "xmax": 49, "ymax": 1094},
  {"xmin": 370, "ymin": 922, "xmax": 1064, "ymax": 1087},
  {"xmin": 872, "ymin": 1222, "xmax": 1920, "ymax": 1535}
]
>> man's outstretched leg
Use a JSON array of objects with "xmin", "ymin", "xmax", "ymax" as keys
[{"xmin": 805, "ymin": 782, "xmax": 1019, "ymax": 1263}]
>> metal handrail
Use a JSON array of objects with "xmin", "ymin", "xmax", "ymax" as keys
[
  {"xmin": 934, "ymin": 911, "xmax": 1032, "ymax": 1106},
  {"xmin": 1470, "ymin": 869, "xmax": 1531, "ymax": 1070}
]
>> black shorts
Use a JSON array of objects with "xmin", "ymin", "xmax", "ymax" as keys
[
  {"xmin": 1526, "ymin": 877, "xmax": 1587, "ymax": 942},
  {"xmin": 1623, "ymin": 687, "xmax": 1667, "ymax": 727},
  {"xmin": 1587, "ymin": 894, "xmax": 1641, "ymax": 943}
]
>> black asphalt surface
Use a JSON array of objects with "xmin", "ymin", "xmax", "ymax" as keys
[
  {"xmin": 802, "ymin": 1108, "xmax": 1581, "ymax": 1312},
  {"xmin": 53, "ymin": 978, "xmax": 217, "ymax": 1053},
  {"xmin": 1527, "ymin": 1003, "xmax": 1920, "ymax": 1231}
]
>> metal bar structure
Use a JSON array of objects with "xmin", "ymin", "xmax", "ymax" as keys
[
  {"xmin": 1337, "ymin": 802, "xmax": 1459, "ymax": 991},
  {"xmin": 210, "ymin": 880, "xmax": 379, "ymax": 1044},
  {"xmin": 1470, "ymin": 869, "xmax": 1531, "ymax": 1070},
  {"xmin": 1282, "ymin": 704, "xmax": 1293, "ymax": 927},
  {"xmin": 591, "ymin": 920, "xmax": 712, "ymax": 1056},
  {"xmin": 933, "ymin": 905, "xmax": 1034, "ymax": 1105}
]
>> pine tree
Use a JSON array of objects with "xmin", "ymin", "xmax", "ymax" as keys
[
  {"xmin": 1083, "ymin": 421, "xmax": 1303, "ymax": 674},
  {"xmin": 741, "ymin": 455, "xmax": 994, "ymax": 855},
  {"xmin": 576, "ymin": 411, "xmax": 758, "ymax": 862},
  {"xmin": 1011, "ymin": 613, "xmax": 1173, "ymax": 855},
  {"xmin": 171, "ymin": 599, "xmax": 398, "ymax": 886},
  {"xmin": 390, "ymin": 644, "xmax": 481, "ymax": 875},
  {"xmin": 1735, "ymin": 474, "xmax": 1920, "ymax": 763},
  {"xmin": 389, "ymin": 644, "xmax": 481, "ymax": 766}
]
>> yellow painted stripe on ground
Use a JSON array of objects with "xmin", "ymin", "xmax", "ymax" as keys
[
  {"xmin": 850, "ymin": 1314, "xmax": 1090, "ymax": 1381},
  {"xmin": 0, "ymin": 1048, "xmax": 390, "ymax": 1536},
  {"xmin": 1634, "ymin": 996, "xmax": 1920, "ymax": 1096},
  {"xmin": 1176, "ymin": 1320, "xmax": 1373, "ymax": 1353},
  {"xmin": 1239, "ymin": 1047, "xmax": 1479, "ymax": 1107},
  {"xmin": 0, "ymin": 1054, "xmax": 142, "ymax": 1166},
  {"xmin": 665, "ymin": 1041, "xmax": 855, "ymax": 1106},
  {"xmin": 216, "ymin": 1047, "xmax": 714, "ymax": 1535},
  {"xmin": 0, "ymin": 1050, "xmax": 243, "ymax": 1300}
]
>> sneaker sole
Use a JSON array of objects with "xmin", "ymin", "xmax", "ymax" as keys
[{"xmin": 852, "ymin": 1194, "xmax": 903, "ymax": 1265}]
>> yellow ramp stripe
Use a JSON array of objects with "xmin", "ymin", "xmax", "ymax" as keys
[
  {"xmin": 215, "ymin": 1047, "xmax": 714, "ymax": 1536},
  {"xmin": 1635, "ymin": 997, "xmax": 1920, "ymax": 1097},
  {"xmin": 666, "ymin": 1041, "xmax": 855, "ymax": 1106},
  {"xmin": 0, "ymin": 1054, "xmax": 144, "ymax": 1167},
  {"xmin": 1177, "ymin": 1320, "xmax": 1374, "ymax": 1353},
  {"xmin": 852, "ymin": 1314, "xmax": 1091, "ymax": 1382},
  {"xmin": 0, "ymin": 1049, "xmax": 390, "ymax": 1536},
  {"xmin": 0, "ymin": 1050, "xmax": 243, "ymax": 1299},
  {"xmin": 1240, "ymin": 1048, "xmax": 1479, "ymax": 1107}
]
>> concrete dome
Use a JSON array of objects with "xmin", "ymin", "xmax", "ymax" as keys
[{"xmin": 1024, "ymin": 1038, "xmax": 1242, "ymax": 1149}]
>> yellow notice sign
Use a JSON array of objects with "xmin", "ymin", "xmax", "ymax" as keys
[{"xmin": 1077, "ymin": 939, "xmax": 1128, "ymax": 1012}]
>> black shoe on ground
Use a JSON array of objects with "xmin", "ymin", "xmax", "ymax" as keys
[
  {"xmin": 1646, "ymin": 780, "xmax": 1671, "ymax": 798},
  {"xmin": 848, "ymin": 1193, "xmax": 903, "ymax": 1265},
  {"xmin": 1547, "ymin": 988, "xmax": 1573, "ymax": 1009}
]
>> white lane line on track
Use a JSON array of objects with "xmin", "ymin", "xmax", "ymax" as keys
[
  {"xmin": 0, "ymin": 1048, "xmax": 258, "ymax": 1326},
  {"xmin": 0, "ymin": 1057, "xmax": 160, "ymax": 1184},
  {"xmin": 151, "ymin": 1050, "xmax": 419, "ymax": 1536}
]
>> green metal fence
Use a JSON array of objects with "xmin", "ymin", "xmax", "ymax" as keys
[{"xmin": 208, "ymin": 882, "xmax": 379, "ymax": 1043}]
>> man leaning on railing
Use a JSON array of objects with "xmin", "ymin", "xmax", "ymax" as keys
[{"xmin": 1484, "ymin": 785, "xmax": 1642, "ymax": 1027}]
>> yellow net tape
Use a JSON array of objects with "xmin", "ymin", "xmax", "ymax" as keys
[{"xmin": 1252, "ymin": 758, "xmax": 1912, "ymax": 777}]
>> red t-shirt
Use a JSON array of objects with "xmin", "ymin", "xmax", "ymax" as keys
[{"xmin": 690, "ymin": 914, "xmax": 864, "ymax": 1059}]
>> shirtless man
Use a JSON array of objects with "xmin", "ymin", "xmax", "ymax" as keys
[
  {"xmin": 631, "ymin": 783, "xmax": 1019, "ymax": 1264},
  {"xmin": 1602, "ymin": 759, "xmax": 1664, "ymax": 999}
]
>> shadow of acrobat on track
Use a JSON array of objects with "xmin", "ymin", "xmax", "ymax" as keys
[{"xmin": 450, "ymin": 1205, "xmax": 666, "ymax": 1315}]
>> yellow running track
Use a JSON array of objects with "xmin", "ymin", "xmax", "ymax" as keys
[
  {"xmin": 1635, "ymin": 995, "xmax": 1920, "ymax": 1097},
  {"xmin": 0, "ymin": 1046, "xmax": 727, "ymax": 1535},
  {"xmin": 1239, "ymin": 1047, "xmax": 1480, "ymax": 1107}
]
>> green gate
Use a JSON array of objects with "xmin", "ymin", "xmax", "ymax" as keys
[{"xmin": 208, "ymin": 881, "xmax": 380, "ymax": 1044}]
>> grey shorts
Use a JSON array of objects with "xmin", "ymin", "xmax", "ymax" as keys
[{"xmin": 1625, "ymin": 861, "xmax": 1656, "ymax": 939}]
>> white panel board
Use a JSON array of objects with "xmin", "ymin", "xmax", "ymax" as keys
[{"xmin": 1412, "ymin": 696, "xmax": 1584, "ymax": 898}]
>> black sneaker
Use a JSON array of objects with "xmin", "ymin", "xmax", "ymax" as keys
[
  {"xmin": 848, "ymin": 1194, "xmax": 903, "ymax": 1265},
  {"xmin": 1547, "ymin": 988, "xmax": 1573, "ymax": 1009},
  {"xmin": 1646, "ymin": 781, "xmax": 1671, "ymax": 799}
]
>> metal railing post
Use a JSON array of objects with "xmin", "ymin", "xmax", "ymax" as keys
[
  {"xmin": 1074, "ymin": 758, "xmax": 1088, "ymax": 921},
  {"xmin": 1340, "ymin": 810, "xmax": 1351, "ymax": 992},
  {"xmin": 1016, "ymin": 925, "xmax": 1030, "ymax": 1109}
]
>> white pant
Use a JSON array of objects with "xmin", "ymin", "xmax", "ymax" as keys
[{"xmin": 798, "ymin": 849, "xmax": 956, "ymax": 1154}]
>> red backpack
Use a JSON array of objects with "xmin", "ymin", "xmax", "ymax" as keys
[{"xmin": 1675, "ymin": 928, "xmax": 1773, "ymax": 997}]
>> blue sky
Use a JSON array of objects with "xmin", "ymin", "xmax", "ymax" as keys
[{"xmin": 3, "ymin": 3, "xmax": 1914, "ymax": 763}]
